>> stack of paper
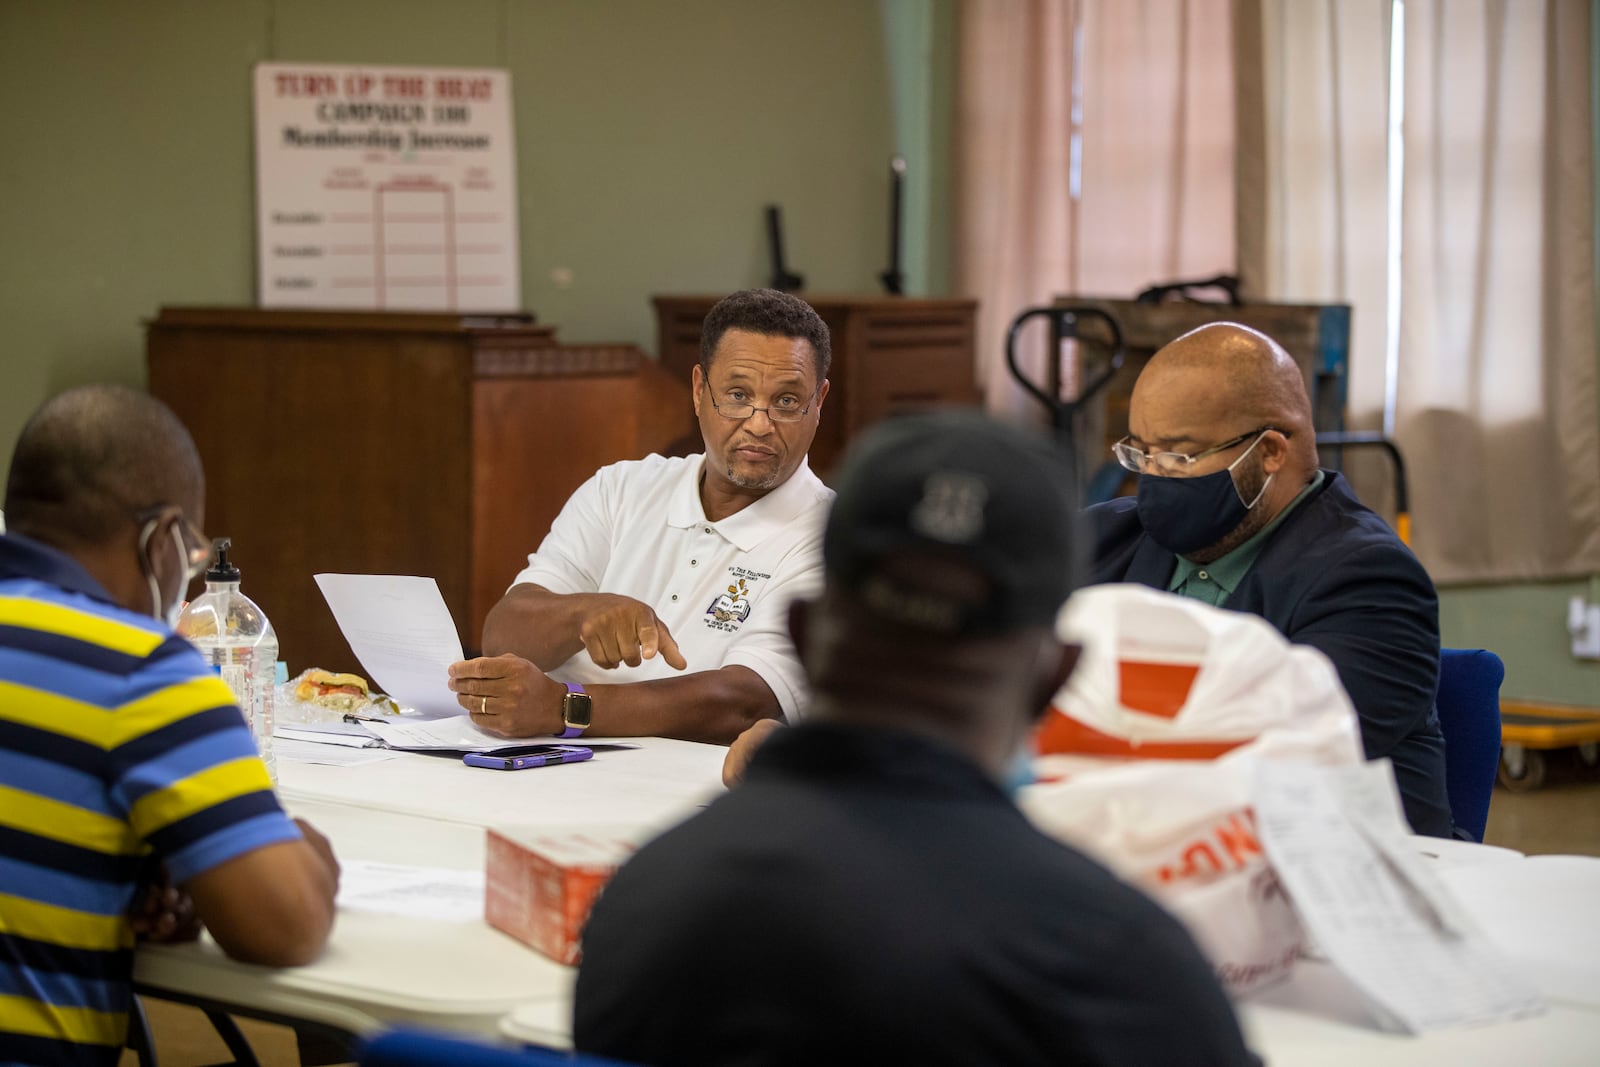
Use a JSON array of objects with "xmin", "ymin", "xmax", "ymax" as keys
[
  {"xmin": 313, "ymin": 573, "xmax": 465, "ymax": 718},
  {"xmin": 274, "ymin": 573, "xmax": 541, "ymax": 754},
  {"xmin": 336, "ymin": 860, "xmax": 486, "ymax": 922},
  {"xmin": 1253, "ymin": 760, "xmax": 1545, "ymax": 1033},
  {"xmin": 273, "ymin": 737, "xmax": 402, "ymax": 767}
]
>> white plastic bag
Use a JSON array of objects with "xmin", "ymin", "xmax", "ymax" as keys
[{"xmin": 1020, "ymin": 585, "xmax": 1365, "ymax": 995}]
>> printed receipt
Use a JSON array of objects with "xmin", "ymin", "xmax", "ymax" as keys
[
  {"xmin": 313, "ymin": 573, "xmax": 466, "ymax": 719},
  {"xmin": 1252, "ymin": 760, "xmax": 1544, "ymax": 1033}
]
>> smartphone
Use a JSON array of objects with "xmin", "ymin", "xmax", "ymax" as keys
[{"xmin": 462, "ymin": 744, "xmax": 594, "ymax": 771}]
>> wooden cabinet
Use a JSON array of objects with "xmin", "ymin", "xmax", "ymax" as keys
[
  {"xmin": 653, "ymin": 295, "xmax": 980, "ymax": 476},
  {"xmin": 147, "ymin": 308, "xmax": 689, "ymax": 674}
]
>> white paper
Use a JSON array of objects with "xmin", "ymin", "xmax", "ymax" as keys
[
  {"xmin": 275, "ymin": 725, "xmax": 384, "ymax": 748},
  {"xmin": 1437, "ymin": 856, "xmax": 1600, "ymax": 1008},
  {"xmin": 314, "ymin": 574, "xmax": 464, "ymax": 717},
  {"xmin": 254, "ymin": 62, "xmax": 520, "ymax": 312},
  {"xmin": 335, "ymin": 859, "xmax": 485, "ymax": 922},
  {"xmin": 274, "ymin": 736, "xmax": 403, "ymax": 766},
  {"xmin": 1253, "ymin": 760, "xmax": 1544, "ymax": 1033},
  {"xmin": 358, "ymin": 714, "xmax": 509, "ymax": 752}
]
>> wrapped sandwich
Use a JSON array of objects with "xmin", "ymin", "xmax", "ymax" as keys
[
  {"xmin": 286, "ymin": 668, "xmax": 400, "ymax": 717},
  {"xmin": 293, "ymin": 669, "xmax": 373, "ymax": 711}
]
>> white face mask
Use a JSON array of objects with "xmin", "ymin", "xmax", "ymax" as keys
[{"xmin": 142, "ymin": 521, "xmax": 189, "ymax": 628}]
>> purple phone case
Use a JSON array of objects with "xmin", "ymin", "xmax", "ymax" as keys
[{"xmin": 463, "ymin": 745, "xmax": 594, "ymax": 771}]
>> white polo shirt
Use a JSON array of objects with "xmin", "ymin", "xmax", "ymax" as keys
[{"xmin": 510, "ymin": 453, "xmax": 833, "ymax": 721}]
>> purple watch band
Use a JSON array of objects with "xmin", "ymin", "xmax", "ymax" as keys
[{"xmin": 557, "ymin": 682, "xmax": 588, "ymax": 738}]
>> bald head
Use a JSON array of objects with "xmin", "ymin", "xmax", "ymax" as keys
[
  {"xmin": 4, "ymin": 385, "xmax": 204, "ymax": 549},
  {"xmin": 1131, "ymin": 323, "xmax": 1318, "ymax": 469}
]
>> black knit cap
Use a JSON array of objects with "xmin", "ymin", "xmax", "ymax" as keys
[{"xmin": 824, "ymin": 410, "xmax": 1079, "ymax": 635}]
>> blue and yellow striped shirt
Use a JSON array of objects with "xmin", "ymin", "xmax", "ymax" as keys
[{"xmin": 0, "ymin": 533, "xmax": 301, "ymax": 1066}]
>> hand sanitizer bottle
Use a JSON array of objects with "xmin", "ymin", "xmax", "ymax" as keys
[{"xmin": 176, "ymin": 538, "xmax": 279, "ymax": 782}]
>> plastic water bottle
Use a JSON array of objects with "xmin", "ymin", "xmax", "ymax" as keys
[{"xmin": 176, "ymin": 538, "xmax": 278, "ymax": 781}]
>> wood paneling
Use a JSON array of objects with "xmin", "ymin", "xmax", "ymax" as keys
[
  {"xmin": 470, "ymin": 358, "xmax": 690, "ymax": 635},
  {"xmin": 653, "ymin": 295, "xmax": 980, "ymax": 477},
  {"xmin": 147, "ymin": 308, "xmax": 685, "ymax": 674}
]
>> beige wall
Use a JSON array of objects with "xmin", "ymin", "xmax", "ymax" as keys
[{"xmin": 0, "ymin": 0, "xmax": 894, "ymax": 468}]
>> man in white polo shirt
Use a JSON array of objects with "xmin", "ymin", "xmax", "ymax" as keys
[{"xmin": 447, "ymin": 289, "xmax": 834, "ymax": 743}]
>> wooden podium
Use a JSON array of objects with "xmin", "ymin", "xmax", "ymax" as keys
[
  {"xmin": 146, "ymin": 308, "xmax": 690, "ymax": 675},
  {"xmin": 652, "ymin": 295, "xmax": 980, "ymax": 476}
]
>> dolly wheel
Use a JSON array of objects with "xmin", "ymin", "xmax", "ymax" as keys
[
  {"xmin": 1579, "ymin": 742, "xmax": 1598, "ymax": 768},
  {"xmin": 1498, "ymin": 748, "xmax": 1546, "ymax": 793}
]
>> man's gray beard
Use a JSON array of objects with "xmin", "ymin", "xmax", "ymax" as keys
[{"xmin": 725, "ymin": 461, "xmax": 782, "ymax": 492}]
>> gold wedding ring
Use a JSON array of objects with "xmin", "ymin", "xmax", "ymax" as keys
[{"xmin": 480, "ymin": 695, "xmax": 488, "ymax": 715}]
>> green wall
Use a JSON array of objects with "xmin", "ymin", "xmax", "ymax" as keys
[
  {"xmin": 0, "ymin": 0, "xmax": 896, "ymax": 468},
  {"xmin": 1439, "ymin": 581, "xmax": 1600, "ymax": 707},
  {"xmin": 4, "ymin": 0, "xmax": 1596, "ymax": 707},
  {"xmin": 879, "ymin": 0, "xmax": 955, "ymax": 296}
]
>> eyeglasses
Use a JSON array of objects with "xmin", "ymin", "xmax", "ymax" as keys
[
  {"xmin": 135, "ymin": 506, "xmax": 211, "ymax": 583},
  {"xmin": 1113, "ymin": 427, "xmax": 1283, "ymax": 476},
  {"xmin": 704, "ymin": 383, "xmax": 815, "ymax": 424}
]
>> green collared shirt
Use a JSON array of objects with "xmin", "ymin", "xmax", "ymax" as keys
[{"xmin": 1167, "ymin": 471, "xmax": 1325, "ymax": 607}]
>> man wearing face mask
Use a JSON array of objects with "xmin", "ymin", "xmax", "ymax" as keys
[
  {"xmin": 575, "ymin": 411, "xmax": 1254, "ymax": 1067},
  {"xmin": 0, "ymin": 386, "xmax": 340, "ymax": 1064},
  {"xmin": 1088, "ymin": 322, "xmax": 1453, "ymax": 838}
]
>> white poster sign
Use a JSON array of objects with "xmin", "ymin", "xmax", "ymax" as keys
[{"xmin": 253, "ymin": 62, "xmax": 520, "ymax": 312}]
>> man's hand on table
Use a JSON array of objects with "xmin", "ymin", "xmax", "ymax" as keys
[
  {"xmin": 449, "ymin": 652, "xmax": 568, "ymax": 737},
  {"xmin": 129, "ymin": 824, "xmax": 341, "ymax": 943},
  {"xmin": 722, "ymin": 718, "xmax": 785, "ymax": 787},
  {"xmin": 576, "ymin": 594, "xmax": 688, "ymax": 671},
  {"xmin": 294, "ymin": 818, "xmax": 341, "ymax": 895},
  {"xmin": 129, "ymin": 862, "xmax": 201, "ymax": 944},
  {"xmin": 456, "ymin": 596, "xmax": 692, "ymax": 737}
]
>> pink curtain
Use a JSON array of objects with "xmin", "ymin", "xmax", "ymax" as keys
[
  {"xmin": 1240, "ymin": 0, "xmax": 1599, "ymax": 582},
  {"xmin": 1396, "ymin": 0, "xmax": 1599, "ymax": 582},
  {"xmin": 954, "ymin": 0, "xmax": 1076, "ymax": 420},
  {"xmin": 955, "ymin": 0, "xmax": 1236, "ymax": 420}
]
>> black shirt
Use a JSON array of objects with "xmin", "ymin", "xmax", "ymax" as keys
[{"xmin": 574, "ymin": 722, "xmax": 1256, "ymax": 1066}]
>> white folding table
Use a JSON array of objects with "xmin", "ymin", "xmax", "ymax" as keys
[
  {"xmin": 498, "ymin": 835, "xmax": 1600, "ymax": 1063},
  {"xmin": 135, "ymin": 739, "xmax": 1600, "ymax": 1063},
  {"xmin": 132, "ymin": 738, "xmax": 726, "ymax": 1047}
]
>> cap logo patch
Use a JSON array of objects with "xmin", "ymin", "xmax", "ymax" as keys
[{"xmin": 910, "ymin": 471, "xmax": 987, "ymax": 544}]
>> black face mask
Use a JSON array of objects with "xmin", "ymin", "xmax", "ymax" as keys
[{"xmin": 1134, "ymin": 435, "xmax": 1273, "ymax": 556}]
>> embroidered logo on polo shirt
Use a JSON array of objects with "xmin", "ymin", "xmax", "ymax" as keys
[
  {"xmin": 706, "ymin": 578, "xmax": 752, "ymax": 628},
  {"xmin": 704, "ymin": 567, "xmax": 769, "ymax": 632}
]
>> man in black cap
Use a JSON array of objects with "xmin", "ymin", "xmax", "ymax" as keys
[{"xmin": 573, "ymin": 411, "xmax": 1254, "ymax": 1067}]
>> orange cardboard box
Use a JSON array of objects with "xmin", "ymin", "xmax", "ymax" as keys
[{"xmin": 484, "ymin": 827, "xmax": 639, "ymax": 965}]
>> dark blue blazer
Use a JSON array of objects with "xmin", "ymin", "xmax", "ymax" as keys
[{"xmin": 1087, "ymin": 472, "xmax": 1454, "ymax": 838}]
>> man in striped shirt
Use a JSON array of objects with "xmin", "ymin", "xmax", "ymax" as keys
[{"xmin": 0, "ymin": 385, "xmax": 339, "ymax": 1066}]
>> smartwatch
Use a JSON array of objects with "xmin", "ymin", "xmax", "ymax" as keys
[{"xmin": 558, "ymin": 682, "xmax": 592, "ymax": 738}]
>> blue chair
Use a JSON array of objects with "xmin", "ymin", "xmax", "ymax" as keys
[
  {"xmin": 1434, "ymin": 648, "xmax": 1505, "ymax": 842},
  {"xmin": 361, "ymin": 1028, "xmax": 632, "ymax": 1067}
]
